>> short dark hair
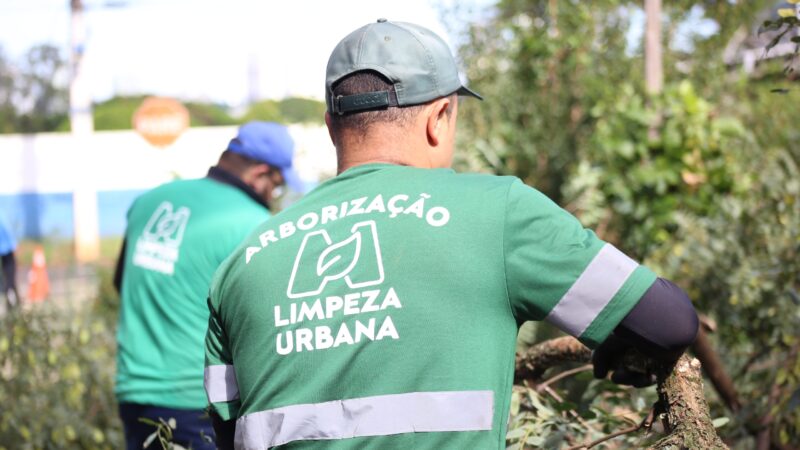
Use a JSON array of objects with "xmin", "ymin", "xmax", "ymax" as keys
[
  {"xmin": 218, "ymin": 149, "xmax": 265, "ymax": 176},
  {"xmin": 328, "ymin": 71, "xmax": 435, "ymax": 138}
]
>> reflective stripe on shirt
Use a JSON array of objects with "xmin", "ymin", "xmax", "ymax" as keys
[
  {"xmin": 545, "ymin": 243, "xmax": 639, "ymax": 337},
  {"xmin": 234, "ymin": 390, "xmax": 494, "ymax": 449},
  {"xmin": 205, "ymin": 364, "xmax": 239, "ymax": 403}
]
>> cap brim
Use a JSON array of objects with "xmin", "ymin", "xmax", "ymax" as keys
[
  {"xmin": 456, "ymin": 85, "xmax": 483, "ymax": 101},
  {"xmin": 281, "ymin": 166, "xmax": 305, "ymax": 193}
]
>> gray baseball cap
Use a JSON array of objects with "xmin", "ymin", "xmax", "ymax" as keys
[{"xmin": 326, "ymin": 19, "xmax": 482, "ymax": 115}]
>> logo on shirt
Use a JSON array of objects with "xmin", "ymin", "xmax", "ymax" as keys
[
  {"xmin": 286, "ymin": 220, "xmax": 384, "ymax": 299},
  {"xmin": 132, "ymin": 201, "xmax": 191, "ymax": 275}
]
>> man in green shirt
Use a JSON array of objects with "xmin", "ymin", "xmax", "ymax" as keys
[
  {"xmin": 205, "ymin": 20, "xmax": 698, "ymax": 449},
  {"xmin": 115, "ymin": 121, "xmax": 302, "ymax": 450}
]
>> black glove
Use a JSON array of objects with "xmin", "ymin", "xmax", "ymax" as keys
[{"xmin": 592, "ymin": 334, "xmax": 657, "ymax": 388}]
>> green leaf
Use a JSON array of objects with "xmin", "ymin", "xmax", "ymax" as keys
[
  {"xmin": 712, "ymin": 417, "xmax": 730, "ymax": 428},
  {"xmin": 143, "ymin": 431, "xmax": 158, "ymax": 449},
  {"xmin": 526, "ymin": 435, "xmax": 546, "ymax": 446},
  {"xmin": 574, "ymin": 371, "xmax": 594, "ymax": 382},
  {"xmin": 543, "ymin": 430, "xmax": 567, "ymax": 448},
  {"xmin": 506, "ymin": 427, "xmax": 527, "ymax": 440},
  {"xmin": 553, "ymin": 401, "xmax": 578, "ymax": 413},
  {"xmin": 510, "ymin": 390, "xmax": 521, "ymax": 416}
]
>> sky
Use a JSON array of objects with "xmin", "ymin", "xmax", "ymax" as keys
[{"xmin": 0, "ymin": 0, "xmax": 494, "ymax": 106}]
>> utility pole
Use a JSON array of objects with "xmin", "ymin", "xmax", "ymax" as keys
[
  {"xmin": 70, "ymin": 0, "xmax": 100, "ymax": 262},
  {"xmin": 644, "ymin": 0, "xmax": 663, "ymax": 95},
  {"xmin": 248, "ymin": 53, "xmax": 260, "ymax": 105}
]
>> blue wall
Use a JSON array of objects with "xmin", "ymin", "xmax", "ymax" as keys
[{"xmin": 0, "ymin": 189, "xmax": 145, "ymax": 240}]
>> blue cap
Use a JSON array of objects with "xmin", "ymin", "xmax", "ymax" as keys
[{"xmin": 227, "ymin": 121, "xmax": 303, "ymax": 192}]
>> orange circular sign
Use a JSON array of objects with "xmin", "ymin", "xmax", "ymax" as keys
[{"xmin": 132, "ymin": 97, "xmax": 190, "ymax": 147}]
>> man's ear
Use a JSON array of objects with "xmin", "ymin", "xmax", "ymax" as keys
[{"xmin": 425, "ymin": 97, "xmax": 452, "ymax": 147}]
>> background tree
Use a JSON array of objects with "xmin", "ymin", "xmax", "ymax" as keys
[
  {"xmin": 0, "ymin": 44, "xmax": 68, "ymax": 134},
  {"xmin": 453, "ymin": 1, "xmax": 800, "ymax": 447},
  {"xmin": 241, "ymin": 97, "xmax": 325, "ymax": 125},
  {"xmin": 0, "ymin": 46, "xmax": 17, "ymax": 133}
]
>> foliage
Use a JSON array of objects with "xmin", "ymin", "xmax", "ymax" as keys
[
  {"xmin": 0, "ymin": 46, "xmax": 19, "ymax": 134},
  {"xmin": 0, "ymin": 302, "xmax": 122, "ymax": 449},
  {"xmin": 508, "ymin": 372, "xmax": 663, "ymax": 449},
  {"xmin": 184, "ymin": 101, "xmax": 237, "ymax": 127},
  {"xmin": 92, "ymin": 266, "xmax": 120, "ymax": 324},
  {"xmin": 241, "ymin": 99, "xmax": 282, "ymax": 123},
  {"xmin": 455, "ymin": 0, "xmax": 638, "ymax": 203},
  {"xmin": 61, "ymin": 96, "xmax": 238, "ymax": 131},
  {"xmin": 0, "ymin": 39, "xmax": 326, "ymax": 134},
  {"xmin": 276, "ymin": 97, "xmax": 326, "ymax": 125},
  {"xmin": 649, "ymin": 145, "xmax": 800, "ymax": 447},
  {"xmin": 453, "ymin": 0, "xmax": 800, "ymax": 447},
  {"xmin": 0, "ymin": 44, "xmax": 68, "ymax": 134},
  {"xmin": 139, "ymin": 417, "xmax": 190, "ymax": 450},
  {"xmin": 61, "ymin": 95, "xmax": 324, "ymax": 131},
  {"xmin": 242, "ymin": 97, "xmax": 325, "ymax": 125},
  {"xmin": 564, "ymin": 80, "xmax": 751, "ymax": 258},
  {"xmin": 88, "ymin": 95, "xmax": 146, "ymax": 131}
]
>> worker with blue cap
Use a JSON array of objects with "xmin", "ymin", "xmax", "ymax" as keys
[{"xmin": 112, "ymin": 121, "xmax": 301, "ymax": 450}]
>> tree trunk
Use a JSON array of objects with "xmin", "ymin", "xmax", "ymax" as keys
[
  {"xmin": 651, "ymin": 356, "xmax": 728, "ymax": 449},
  {"xmin": 644, "ymin": 0, "xmax": 663, "ymax": 142},
  {"xmin": 644, "ymin": 0, "xmax": 663, "ymax": 95}
]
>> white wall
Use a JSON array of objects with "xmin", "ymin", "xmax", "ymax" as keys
[
  {"xmin": 0, "ymin": 125, "xmax": 337, "ymax": 195},
  {"xmin": 0, "ymin": 125, "xmax": 337, "ymax": 239}
]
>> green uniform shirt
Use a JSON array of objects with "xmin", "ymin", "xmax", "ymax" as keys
[
  {"xmin": 205, "ymin": 164, "xmax": 656, "ymax": 449},
  {"xmin": 117, "ymin": 176, "xmax": 270, "ymax": 409}
]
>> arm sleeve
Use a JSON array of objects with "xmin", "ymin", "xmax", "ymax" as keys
[
  {"xmin": 210, "ymin": 410, "xmax": 236, "ymax": 450},
  {"xmin": 503, "ymin": 179, "xmax": 657, "ymax": 348},
  {"xmin": 114, "ymin": 198, "xmax": 140, "ymax": 294},
  {"xmin": 113, "ymin": 238, "xmax": 127, "ymax": 294},
  {"xmin": 615, "ymin": 277, "xmax": 699, "ymax": 362},
  {"xmin": 204, "ymin": 295, "xmax": 241, "ymax": 422}
]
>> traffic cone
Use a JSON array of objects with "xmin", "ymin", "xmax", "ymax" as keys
[{"xmin": 27, "ymin": 246, "xmax": 50, "ymax": 303}]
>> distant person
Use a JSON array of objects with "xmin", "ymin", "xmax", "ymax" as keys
[
  {"xmin": 203, "ymin": 20, "xmax": 698, "ymax": 449},
  {"xmin": 0, "ymin": 216, "xmax": 19, "ymax": 311},
  {"xmin": 113, "ymin": 121, "xmax": 302, "ymax": 450}
]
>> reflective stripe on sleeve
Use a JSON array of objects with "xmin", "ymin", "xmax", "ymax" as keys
[
  {"xmin": 234, "ymin": 390, "xmax": 494, "ymax": 449},
  {"xmin": 204, "ymin": 364, "xmax": 239, "ymax": 403},
  {"xmin": 545, "ymin": 243, "xmax": 638, "ymax": 337}
]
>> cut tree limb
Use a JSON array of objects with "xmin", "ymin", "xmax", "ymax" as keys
[
  {"xmin": 515, "ymin": 336, "xmax": 592, "ymax": 382},
  {"xmin": 652, "ymin": 356, "xmax": 728, "ymax": 449},
  {"xmin": 514, "ymin": 337, "xmax": 729, "ymax": 449}
]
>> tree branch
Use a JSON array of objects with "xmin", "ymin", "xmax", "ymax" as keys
[
  {"xmin": 652, "ymin": 356, "xmax": 729, "ymax": 449},
  {"xmin": 515, "ymin": 336, "xmax": 592, "ymax": 382},
  {"xmin": 515, "ymin": 338, "xmax": 729, "ymax": 449},
  {"xmin": 539, "ymin": 364, "xmax": 593, "ymax": 390},
  {"xmin": 691, "ymin": 327, "xmax": 741, "ymax": 412},
  {"xmin": 565, "ymin": 408, "xmax": 655, "ymax": 450}
]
